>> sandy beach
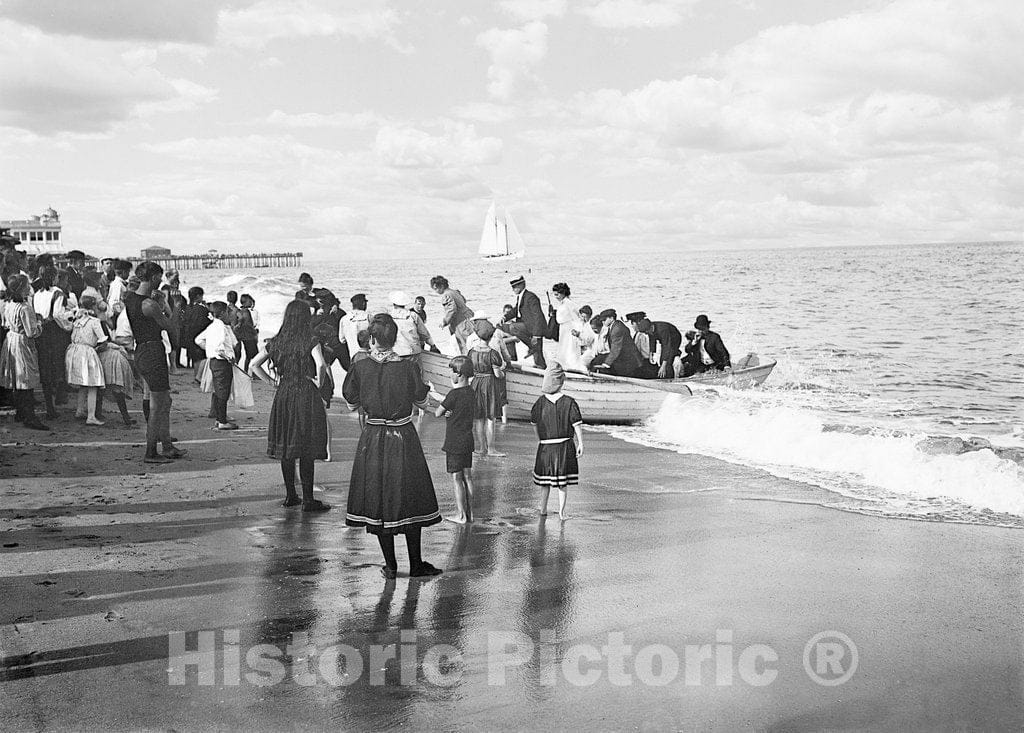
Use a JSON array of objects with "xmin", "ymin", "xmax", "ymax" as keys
[{"xmin": 1, "ymin": 372, "xmax": 1022, "ymax": 731}]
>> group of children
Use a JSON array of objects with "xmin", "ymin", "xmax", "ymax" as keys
[
  {"xmin": 431, "ymin": 354, "xmax": 584, "ymax": 523},
  {"xmin": 0, "ymin": 270, "xmax": 136, "ymax": 429}
]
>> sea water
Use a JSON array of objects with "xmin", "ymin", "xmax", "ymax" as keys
[{"xmin": 181, "ymin": 241, "xmax": 1024, "ymax": 525}]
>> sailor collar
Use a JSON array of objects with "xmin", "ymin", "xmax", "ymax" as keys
[{"xmin": 369, "ymin": 349, "xmax": 402, "ymax": 364}]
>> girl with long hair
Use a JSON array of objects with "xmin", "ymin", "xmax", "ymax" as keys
[{"xmin": 250, "ymin": 299, "xmax": 331, "ymax": 512}]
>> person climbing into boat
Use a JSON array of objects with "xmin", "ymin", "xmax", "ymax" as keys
[
  {"xmin": 430, "ymin": 275, "xmax": 475, "ymax": 355},
  {"xmin": 626, "ymin": 312, "xmax": 683, "ymax": 379},
  {"xmin": 500, "ymin": 275, "xmax": 546, "ymax": 369}
]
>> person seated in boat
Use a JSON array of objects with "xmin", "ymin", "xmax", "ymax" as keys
[
  {"xmin": 687, "ymin": 315, "xmax": 731, "ymax": 374},
  {"xmin": 499, "ymin": 303, "xmax": 519, "ymax": 360},
  {"xmin": 589, "ymin": 309, "xmax": 645, "ymax": 378},
  {"xmin": 571, "ymin": 305, "xmax": 595, "ymax": 361},
  {"xmin": 580, "ymin": 313, "xmax": 606, "ymax": 369}
]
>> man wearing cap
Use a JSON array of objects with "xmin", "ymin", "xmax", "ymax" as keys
[
  {"xmin": 590, "ymin": 309, "xmax": 645, "ymax": 377},
  {"xmin": 390, "ymin": 291, "xmax": 438, "ymax": 368},
  {"xmin": 338, "ymin": 293, "xmax": 369, "ymax": 370},
  {"xmin": 692, "ymin": 314, "xmax": 731, "ymax": 373},
  {"xmin": 627, "ymin": 311, "xmax": 683, "ymax": 379},
  {"xmin": 65, "ymin": 250, "xmax": 86, "ymax": 299},
  {"xmin": 501, "ymin": 275, "xmax": 546, "ymax": 369}
]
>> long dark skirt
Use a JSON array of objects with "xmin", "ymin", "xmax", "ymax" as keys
[
  {"xmin": 36, "ymin": 321, "xmax": 68, "ymax": 390},
  {"xmin": 267, "ymin": 377, "xmax": 328, "ymax": 460},
  {"xmin": 346, "ymin": 422, "xmax": 441, "ymax": 535}
]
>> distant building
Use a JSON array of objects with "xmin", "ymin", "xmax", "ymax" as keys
[
  {"xmin": 141, "ymin": 246, "xmax": 172, "ymax": 259},
  {"xmin": 0, "ymin": 207, "xmax": 63, "ymax": 255}
]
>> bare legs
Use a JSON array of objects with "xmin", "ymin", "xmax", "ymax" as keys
[
  {"xmin": 445, "ymin": 468, "xmax": 475, "ymax": 524},
  {"xmin": 76, "ymin": 387, "xmax": 102, "ymax": 425},
  {"xmin": 144, "ymin": 390, "xmax": 180, "ymax": 461},
  {"xmin": 474, "ymin": 418, "xmax": 505, "ymax": 457},
  {"xmin": 537, "ymin": 486, "xmax": 568, "ymax": 520}
]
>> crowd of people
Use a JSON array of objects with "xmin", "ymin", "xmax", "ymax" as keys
[{"xmin": 1, "ymin": 243, "xmax": 733, "ymax": 577}]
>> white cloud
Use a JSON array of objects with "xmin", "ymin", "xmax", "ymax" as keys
[
  {"xmin": 499, "ymin": 0, "xmax": 567, "ymax": 22},
  {"xmin": 266, "ymin": 109, "xmax": 384, "ymax": 129},
  {"xmin": 218, "ymin": 0, "xmax": 411, "ymax": 52},
  {"xmin": 452, "ymin": 102, "xmax": 517, "ymax": 124},
  {"xmin": 476, "ymin": 22, "xmax": 549, "ymax": 100},
  {"xmin": 374, "ymin": 122, "xmax": 503, "ymax": 168},
  {"xmin": 576, "ymin": 0, "xmax": 698, "ymax": 29},
  {"xmin": 0, "ymin": 0, "xmax": 221, "ymax": 44},
  {"xmin": 0, "ymin": 20, "xmax": 216, "ymax": 134}
]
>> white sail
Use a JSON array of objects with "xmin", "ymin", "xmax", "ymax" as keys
[
  {"xmin": 478, "ymin": 201, "xmax": 497, "ymax": 256},
  {"xmin": 479, "ymin": 201, "xmax": 525, "ymax": 259},
  {"xmin": 504, "ymin": 212, "xmax": 525, "ymax": 258}
]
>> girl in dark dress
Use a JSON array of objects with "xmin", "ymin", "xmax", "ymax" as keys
[
  {"xmin": 249, "ymin": 299, "xmax": 331, "ymax": 513},
  {"xmin": 343, "ymin": 313, "xmax": 442, "ymax": 579},
  {"xmin": 469, "ymin": 319, "xmax": 505, "ymax": 457},
  {"xmin": 531, "ymin": 363, "xmax": 584, "ymax": 521}
]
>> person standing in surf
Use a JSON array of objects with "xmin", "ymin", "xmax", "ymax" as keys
[
  {"xmin": 531, "ymin": 363, "xmax": 584, "ymax": 521},
  {"xmin": 343, "ymin": 313, "xmax": 442, "ymax": 579}
]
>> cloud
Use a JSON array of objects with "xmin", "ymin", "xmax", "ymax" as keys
[
  {"xmin": 571, "ymin": 0, "xmax": 1024, "ymax": 162},
  {"xmin": 576, "ymin": 0, "xmax": 698, "ymax": 29},
  {"xmin": 218, "ymin": 0, "xmax": 411, "ymax": 52},
  {"xmin": 0, "ymin": 20, "xmax": 216, "ymax": 134},
  {"xmin": 0, "ymin": 0, "xmax": 221, "ymax": 44},
  {"xmin": 499, "ymin": 0, "xmax": 567, "ymax": 22},
  {"xmin": 476, "ymin": 22, "xmax": 548, "ymax": 100},
  {"xmin": 374, "ymin": 122, "xmax": 503, "ymax": 168},
  {"xmin": 265, "ymin": 110, "xmax": 384, "ymax": 129}
]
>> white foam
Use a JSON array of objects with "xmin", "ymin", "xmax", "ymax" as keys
[{"xmin": 611, "ymin": 392, "xmax": 1024, "ymax": 518}]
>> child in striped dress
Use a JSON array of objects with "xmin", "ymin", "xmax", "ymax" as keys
[{"xmin": 531, "ymin": 363, "xmax": 584, "ymax": 521}]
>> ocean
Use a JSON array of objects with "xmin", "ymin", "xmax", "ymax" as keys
[{"xmin": 181, "ymin": 241, "xmax": 1024, "ymax": 526}]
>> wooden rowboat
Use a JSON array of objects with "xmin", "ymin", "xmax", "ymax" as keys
[
  {"xmin": 420, "ymin": 351, "xmax": 692, "ymax": 425},
  {"xmin": 676, "ymin": 354, "xmax": 777, "ymax": 389}
]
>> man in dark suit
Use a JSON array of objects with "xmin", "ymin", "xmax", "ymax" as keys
[
  {"xmin": 693, "ymin": 314, "xmax": 731, "ymax": 372},
  {"xmin": 500, "ymin": 275, "xmax": 546, "ymax": 368},
  {"xmin": 591, "ymin": 309, "xmax": 645, "ymax": 377},
  {"xmin": 645, "ymin": 318, "xmax": 682, "ymax": 378},
  {"xmin": 65, "ymin": 250, "xmax": 86, "ymax": 299}
]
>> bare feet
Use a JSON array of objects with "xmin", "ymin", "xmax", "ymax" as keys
[
  {"xmin": 559, "ymin": 511, "xmax": 568, "ymax": 521},
  {"xmin": 444, "ymin": 514, "xmax": 469, "ymax": 524}
]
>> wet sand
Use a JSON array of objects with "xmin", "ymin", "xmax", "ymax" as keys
[{"xmin": 1, "ymin": 373, "xmax": 1022, "ymax": 731}]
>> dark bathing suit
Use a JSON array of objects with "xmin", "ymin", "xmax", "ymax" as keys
[{"xmin": 125, "ymin": 291, "xmax": 170, "ymax": 392}]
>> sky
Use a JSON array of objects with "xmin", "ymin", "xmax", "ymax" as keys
[{"xmin": 1, "ymin": 0, "xmax": 1023, "ymax": 261}]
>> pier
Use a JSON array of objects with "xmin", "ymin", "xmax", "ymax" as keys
[{"xmin": 127, "ymin": 251, "xmax": 303, "ymax": 270}]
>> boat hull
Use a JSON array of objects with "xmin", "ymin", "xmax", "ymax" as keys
[
  {"xmin": 420, "ymin": 352, "xmax": 691, "ymax": 425},
  {"xmin": 677, "ymin": 359, "xmax": 776, "ymax": 389}
]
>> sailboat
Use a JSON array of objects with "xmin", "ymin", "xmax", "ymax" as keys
[{"xmin": 478, "ymin": 201, "xmax": 525, "ymax": 260}]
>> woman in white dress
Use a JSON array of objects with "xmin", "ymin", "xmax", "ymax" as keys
[{"xmin": 550, "ymin": 283, "xmax": 585, "ymax": 373}]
